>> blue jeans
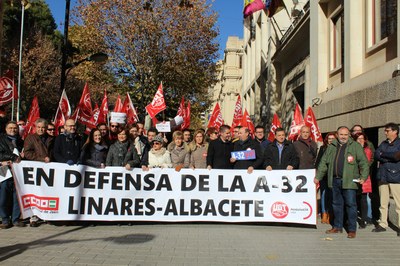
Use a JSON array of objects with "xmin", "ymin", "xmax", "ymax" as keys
[
  {"xmin": 332, "ymin": 178, "xmax": 357, "ymax": 232},
  {"xmin": 0, "ymin": 179, "xmax": 21, "ymax": 224}
]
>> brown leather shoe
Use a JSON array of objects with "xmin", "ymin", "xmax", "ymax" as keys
[
  {"xmin": 0, "ymin": 223, "xmax": 12, "ymax": 229},
  {"xmin": 347, "ymin": 232, "xmax": 356, "ymax": 238},
  {"xmin": 325, "ymin": 228, "xmax": 343, "ymax": 234}
]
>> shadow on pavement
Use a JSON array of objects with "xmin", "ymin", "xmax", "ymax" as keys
[{"xmin": 0, "ymin": 226, "xmax": 155, "ymax": 262}]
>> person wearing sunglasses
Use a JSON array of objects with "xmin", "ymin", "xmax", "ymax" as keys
[
  {"xmin": 46, "ymin": 123, "xmax": 56, "ymax": 137},
  {"xmin": 144, "ymin": 135, "xmax": 172, "ymax": 170}
]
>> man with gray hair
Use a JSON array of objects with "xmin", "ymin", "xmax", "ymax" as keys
[
  {"xmin": 23, "ymin": 118, "xmax": 54, "ymax": 227},
  {"xmin": 24, "ymin": 118, "xmax": 54, "ymax": 163},
  {"xmin": 53, "ymin": 119, "xmax": 83, "ymax": 165}
]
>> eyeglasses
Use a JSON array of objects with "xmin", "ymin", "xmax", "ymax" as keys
[
  {"xmin": 111, "ymin": 125, "xmax": 119, "ymax": 128},
  {"xmin": 153, "ymin": 142, "xmax": 161, "ymax": 146},
  {"xmin": 47, "ymin": 128, "xmax": 55, "ymax": 131},
  {"xmin": 255, "ymin": 131, "xmax": 264, "ymax": 134}
]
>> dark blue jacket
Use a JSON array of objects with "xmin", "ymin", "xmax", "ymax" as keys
[{"xmin": 375, "ymin": 138, "xmax": 400, "ymax": 183}]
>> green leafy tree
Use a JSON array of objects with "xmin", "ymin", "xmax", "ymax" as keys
[{"xmin": 73, "ymin": 0, "xmax": 219, "ymax": 127}]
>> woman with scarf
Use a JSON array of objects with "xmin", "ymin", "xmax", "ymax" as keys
[
  {"xmin": 80, "ymin": 128, "xmax": 108, "ymax": 168},
  {"xmin": 106, "ymin": 127, "xmax": 140, "ymax": 170}
]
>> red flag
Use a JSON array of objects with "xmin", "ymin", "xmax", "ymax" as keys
[
  {"xmin": 207, "ymin": 103, "xmax": 224, "ymax": 130},
  {"xmin": 231, "ymin": 95, "xmax": 243, "ymax": 132},
  {"xmin": 122, "ymin": 93, "xmax": 139, "ymax": 125},
  {"xmin": 176, "ymin": 97, "xmax": 186, "ymax": 129},
  {"xmin": 58, "ymin": 89, "xmax": 71, "ymax": 118},
  {"xmin": 288, "ymin": 103, "xmax": 304, "ymax": 141},
  {"xmin": 85, "ymin": 103, "xmax": 100, "ymax": 135},
  {"xmin": 177, "ymin": 97, "xmax": 185, "ymax": 118},
  {"xmin": 97, "ymin": 90, "xmax": 108, "ymax": 124},
  {"xmin": 53, "ymin": 109, "xmax": 65, "ymax": 136},
  {"xmin": 241, "ymin": 109, "xmax": 255, "ymax": 137},
  {"xmin": 268, "ymin": 113, "xmax": 282, "ymax": 142},
  {"xmin": 305, "ymin": 107, "xmax": 323, "ymax": 142},
  {"xmin": 0, "ymin": 70, "xmax": 18, "ymax": 105},
  {"xmin": 145, "ymin": 82, "xmax": 166, "ymax": 118},
  {"xmin": 113, "ymin": 95, "xmax": 123, "ymax": 112},
  {"xmin": 182, "ymin": 101, "xmax": 191, "ymax": 129},
  {"xmin": 71, "ymin": 83, "xmax": 93, "ymax": 126},
  {"xmin": 23, "ymin": 96, "xmax": 40, "ymax": 139}
]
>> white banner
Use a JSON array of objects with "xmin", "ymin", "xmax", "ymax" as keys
[{"xmin": 12, "ymin": 161, "xmax": 316, "ymax": 225}]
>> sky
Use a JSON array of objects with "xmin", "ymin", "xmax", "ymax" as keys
[{"xmin": 45, "ymin": 0, "xmax": 244, "ymax": 60}]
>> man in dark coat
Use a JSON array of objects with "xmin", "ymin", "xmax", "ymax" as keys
[
  {"xmin": 0, "ymin": 121, "xmax": 25, "ymax": 229},
  {"xmin": 53, "ymin": 119, "xmax": 83, "ymax": 165},
  {"xmin": 230, "ymin": 127, "xmax": 263, "ymax": 173},
  {"xmin": 207, "ymin": 125, "xmax": 233, "ymax": 169},
  {"xmin": 372, "ymin": 123, "xmax": 400, "ymax": 236},
  {"xmin": 263, "ymin": 127, "xmax": 299, "ymax": 170},
  {"xmin": 293, "ymin": 125, "xmax": 318, "ymax": 169}
]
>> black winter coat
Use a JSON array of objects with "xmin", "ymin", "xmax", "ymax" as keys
[
  {"xmin": 80, "ymin": 143, "xmax": 108, "ymax": 168},
  {"xmin": 206, "ymin": 138, "xmax": 233, "ymax": 169},
  {"xmin": 263, "ymin": 140, "xmax": 299, "ymax": 170},
  {"xmin": 232, "ymin": 137, "xmax": 263, "ymax": 169},
  {"xmin": 0, "ymin": 133, "xmax": 24, "ymax": 162},
  {"xmin": 53, "ymin": 133, "xmax": 83, "ymax": 164}
]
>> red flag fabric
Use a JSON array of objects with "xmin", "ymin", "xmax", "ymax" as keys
[
  {"xmin": 305, "ymin": 107, "xmax": 323, "ymax": 142},
  {"xmin": 231, "ymin": 95, "xmax": 243, "ymax": 132},
  {"xmin": 207, "ymin": 103, "xmax": 224, "ymax": 130},
  {"xmin": 85, "ymin": 103, "xmax": 100, "ymax": 135},
  {"xmin": 23, "ymin": 96, "xmax": 40, "ymax": 139},
  {"xmin": 177, "ymin": 97, "xmax": 185, "ymax": 118},
  {"xmin": 145, "ymin": 82, "xmax": 166, "ymax": 118},
  {"xmin": 72, "ymin": 83, "xmax": 93, "ymax": 126},
  {"xmin": 0, "ymin": 70, "xmax": 18, "ymax": 105},
  {"xmin": 176, "ymin": 97, "xmax": 186, "ymax": 130},
  {"xmin": 268, "ymin": 113, "xmax": 282, "ymax": 142},
  {"xmin": 58, "ymin": 89, "xmax": 71, "ymax": 118},
  {"xmin": 53, "ymin": 109, "xmax": 65, "ymax": 136},
  {"xmin": 182, "ymin": 101, "xmax": 191, "ymax": 130},
  {"xmin": 241, "ymin": 109, "xmax": 255, "ymax": 137},
  {"xmin": 97, "ymin": 90, "xmax": 108, "ymax": 124},
  {"xmin": 288, "ymin": 103, "xmax": 304, "ymax": 141},
  {"xmin": 113, "ymin": 95, "xmax": 123, "ymax": 112},
  {"xmin": 122, "ymin": 93, "xmax": 139, "ymax": 125}
]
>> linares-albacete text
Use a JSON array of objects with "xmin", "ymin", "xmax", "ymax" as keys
[{"xmin": 21, "ymin": 167, "xmax": 309, "ymax": 217}]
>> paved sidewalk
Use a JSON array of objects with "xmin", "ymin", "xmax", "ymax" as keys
[{"xmin": 0, "ymin": 221, "xmax": 399, "ymax": 265}]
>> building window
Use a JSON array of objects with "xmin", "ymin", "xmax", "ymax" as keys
[
  {"xmin": 330, "ymin": 9, "xmax": 344, "ymax": 71},
  {"xmin": 366, "ymin": 0, "xmax": 397, "ymax": 47},
  {"xmin": 239, "ymin": 55, "xmax": 242, "ymax": 69}
]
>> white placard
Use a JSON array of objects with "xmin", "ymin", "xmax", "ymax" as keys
[
  {"xmin": 110, "ymin": 112, "xmax": 126, "ymax": 124},
  {"xmin": 156, "ymin": 122, "xmax": 171, "ymax": 133}
]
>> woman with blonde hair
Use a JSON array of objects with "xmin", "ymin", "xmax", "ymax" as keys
[{"xmin": 189, "ymin": 129, "xmax": 208, "ymax": 169}]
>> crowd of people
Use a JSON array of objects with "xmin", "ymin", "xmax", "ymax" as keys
[{"xmin": 0, "ymin": 111, "xmax": 399, "ymax": 240}]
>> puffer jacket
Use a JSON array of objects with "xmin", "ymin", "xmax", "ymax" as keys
[
  {"xmin": 148, "ymin": 147, "xmax": 172, "ymax": 168},
  {"xmin": 375, "ymin": 138, "xmax": 400, "ymax": 183}
]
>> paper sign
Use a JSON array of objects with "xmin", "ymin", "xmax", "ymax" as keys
[
  {"xmin": 156, "ymin": 122, "xmax": 171, "ymax": 133},
  {"xmin": 231, "ymin": 150, "xmax": 256, "ymax": 160}
]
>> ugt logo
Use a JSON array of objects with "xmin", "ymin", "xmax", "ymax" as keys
[
  {"xmin": 271, "ymin": 201, "xmax": 289, "ymax": 219},
  {"xmin": 21, "ymin": 194, "xmax": 59, "ymax": 211}
]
